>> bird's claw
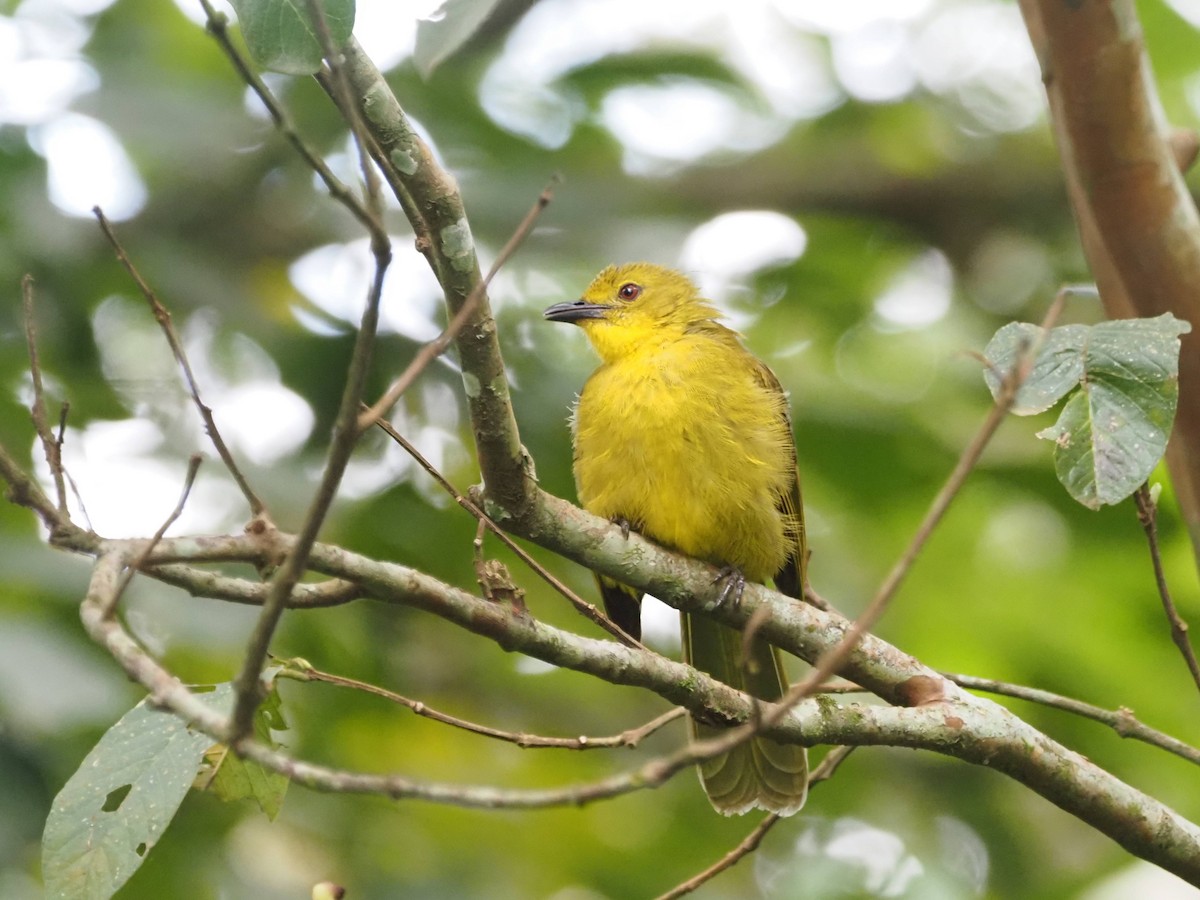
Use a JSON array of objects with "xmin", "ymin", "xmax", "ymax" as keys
[
  {"xmin": 611, "ymin": 516, "xmax": 633, "ymax": 539},
  {"xmin": 712, "ymin": 565, "xmax": 746, "ymax": 609}
]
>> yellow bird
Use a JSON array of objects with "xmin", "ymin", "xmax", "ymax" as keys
[{"xmin": 544, "ymin": 262, "xmax": 809, "ymax": 815}]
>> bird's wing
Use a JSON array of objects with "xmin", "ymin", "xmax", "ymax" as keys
[{"xmin": 751, "ymin": 358, "xmax": 807, "ymax": 599}]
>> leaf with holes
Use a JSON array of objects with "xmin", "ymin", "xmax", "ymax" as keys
[
  {"xmin": 41, "ymin": 685, "xmax": 232, "ymax": 900},
  {"xmin": 229, "ymin": 0, "xmax": 355, "ymax": 75},
  {"xmin": 983, "ymin": 313, "xmax": 1191, "ymax": 509}
]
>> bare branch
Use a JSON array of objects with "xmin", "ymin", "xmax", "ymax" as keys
[
  {"xmin": 22, "ymin": 275, "xmax": 68, "ymax": 513},
  {"xmin": 1134, "ymin": 483, "xmax": 1200, "ymax": 695},
  {"xmin": 27, "ymin": 515, "xmax": 1193, "ymax": 880},
  {"xmin": 376, "ymin": 418, "xmax": 644, "ymax": 648},
  {"xmin": 358, "ymin": 177, "xmax": 557, "ymax": 433},
  {"xmin": 229, "ymin": 231, "xmax": 390, "ymax": 741},
  {"xmin": 197, "ymin": 0, "xmax": 380, "ymax": 235},
  {"xmin": 148, "ymin": 562, "xmax": 361, "ymax": 608},
  {"xmin": 107, "ymin": 454, "xmax": 203, "ymax": 618},
  {"xmin": 92, "ymin": 207, "xmax": 267, "ymax": 518},
  {"xmin": 948, "ymin": 672, "xmax": 1200, "ymax": 766},
  {"xmin": 277, "ymin": 657, "xmax": 684, "ymax": 749},
  {"xmin": 330, "ymin": 38, "xmax": 535, "ymax": 516},
  {"xmin": 776, "ymin": 286, "xmax": 1070, "ymax": 707}
]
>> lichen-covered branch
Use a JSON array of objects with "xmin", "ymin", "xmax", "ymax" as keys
[
  {"xmin": 331, "ymin": 39, "xmax": 534, "ymax": 515},
  {"xmin": 40, "ymin": 513, "xmax": 1200, "ymax": 882},
  {"xmin": 0, "ymin": 428, "xmax": 1195, "ymax": 877}
]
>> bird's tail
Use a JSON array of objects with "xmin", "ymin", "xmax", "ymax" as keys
[{"xmin": 681, "ymin": 612, "xmax": 809, "ymax": 816}]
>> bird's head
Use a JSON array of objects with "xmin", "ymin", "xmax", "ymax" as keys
[{"xmin": 544, "ymin": 263, "xmax": 720, "ymax": 362}]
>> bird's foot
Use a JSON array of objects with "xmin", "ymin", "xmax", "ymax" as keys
[
  {"xmin": 712, "ymin": 565, "xmax": 746, "ymax": 609},
  {"xmin": 610, "ymin": 515, "xmax": 633, "ymax": 539}
]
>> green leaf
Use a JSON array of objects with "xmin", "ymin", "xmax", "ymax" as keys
[
  {"xmin": 42, "ymin": 685, "xmax": 232, "ymax": 900},
  {"xmin": 414, "ymin": 0, "xmax": 504, "ymax": 78},
  {"xmin": 1036, "ymin": 315, "xmax": 1189, "ymax": 508},
  {"xmin": 984, "ymin": 313, "xmax": 1190, "ymax": 509},
  {"xmin": 198, "ymin": 746, "xmax": 290, "ymax": 820},
  {"xmin": 195, "ymin": 683, "xmax": 290, "ymax": 819},
  {"xmin": 229, "ymin": 0, "xmax": 355, "ymax": 75},
  {"xmin": 982, "ymin": 321, "xmax": 1090, "ymax": 415}
]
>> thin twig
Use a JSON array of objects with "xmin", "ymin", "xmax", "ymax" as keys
[
  {"xmin": 276, "ymin": 657, "xmax": 685, "ymax": 749},
  {"xmin": 472, "ymin": 517, "xmax": 491, "ymax": 598},
  {"xmin": 0, "ymin": 440, "xmax": 66, "ymax": 532},
  {"xmin": 1134, "ymin": 482, "xmax": 1200, "ymax": 695},
  {"xmin": 54, "ymin": 526, "xmax": 1200, "ymax": 880},
  {"xmin": 376, "ymin": 418, "xmax": 645, "ymax": 648},
  {"xmin": 199, "ymin": 0, "xmax": 374, "ymax": 236},
  {"xmin": 21, "ymin": 275, "xmax": 68, "ymax": 513},
  {"xmin": 809, "ymin": 744, "xmax": 857, "ymax": 783},
  {"xmin": 59, "ymin": 404, "xmax": 94, "ymax": 531},
  {"xmin": 199, "ymin": 0, "xmax": 393, "ymax": 740},
  {"xmin": 358, "ymin": 177, "xmax": 559, "ymax": 433},
  {"xmin": 228, "ymin": 205, "xmax": 392, "ymax": 742},
  {"xmin": 198, "ymin": 0, "xmax": 379, "ymax": 235},
  {"xmin": 947, "ymin": 672, "xmax": 1200, "ymax": 766},
  {"xmin": 647, "ymin": 287, "xmax": 1076, "ymax": 780},
  {"xmin": 778, "ymin": 285, "xmax": 1073, "ymax": 707},
  {"xmin": 655, "ymin": 814, "xmax": 782, "ymax": 900},
  {"xmin": 55, "ymin": 403, "xmax": 92, "ymax": 527},
  {"xmin": 105, "ymin": 455, "xmax": 203, "ymax": 617},
  {"xmin": 303, "ymin": 0, "xmax": 386, "ymax": 229},
  {"xmin": 92, "ymin": 207, "xmax": 267, "ymax": 518},
  {"xmin": 656, "ymin": 745, "xmax": 858, "ymax": 900},
  {"xmin": 148, "ymin": 562, "xmax": 362, "ymax": 608}
]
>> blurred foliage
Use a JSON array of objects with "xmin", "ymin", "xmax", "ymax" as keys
[{"xmin": 3, "ymin": 0, "xmax": 1200, "ymax": 898}]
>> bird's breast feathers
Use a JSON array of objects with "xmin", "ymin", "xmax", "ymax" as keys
[{"xmin": 571, "ymin": 340, "xmax": 795, "ymax": 581}]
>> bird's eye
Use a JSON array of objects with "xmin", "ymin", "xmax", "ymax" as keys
[{"xmin": 617, "ymin": 283, "xmax": 641, "ymax": 301}]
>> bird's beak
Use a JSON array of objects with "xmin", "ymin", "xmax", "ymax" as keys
[{"xmin": 543, "ymin": 300, "xmax": 611, "ymax": 323}]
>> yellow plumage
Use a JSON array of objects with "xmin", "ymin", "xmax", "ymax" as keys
[{"xmin": 544, "ymin": 262, "xmax": 809, "ymax": 815}]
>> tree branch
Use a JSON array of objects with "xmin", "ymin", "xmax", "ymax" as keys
[
  {"xmin": 21, "ymin": 275, "xmax": 68, "ymax": 514},
  {"xmin": 92, "ymin": 207, "xmax": 268, "ymax": 519},
  {"xmin": 227, "ymin": 185, "xmax": 391, "ymax": 741},
  {"xmin": 1020, "ymin": 0, "xmax": 1200, "ymax": 568},
  {"xmin": 329, "ymin": 38, "xmax": 535, "ymax": 516},
  {"xmin": 1134, "ymin": 484, "xmax": 1200, "ymax": 695},
  {"xmin": 948, "ymin": 672, "xmax": 1200, "ymax": 766},
  {"xmin": 36, "ymin": 513, "xmax": 1200, "ymax": 882},
  {"xmin": 277, "ymin": 657, "xmax": 684, "ymax": 750}
]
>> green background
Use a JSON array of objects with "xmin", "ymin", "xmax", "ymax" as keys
[{"xmin": 3, "ymin": 0, "xmax": 1200, "ymax": 897}]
